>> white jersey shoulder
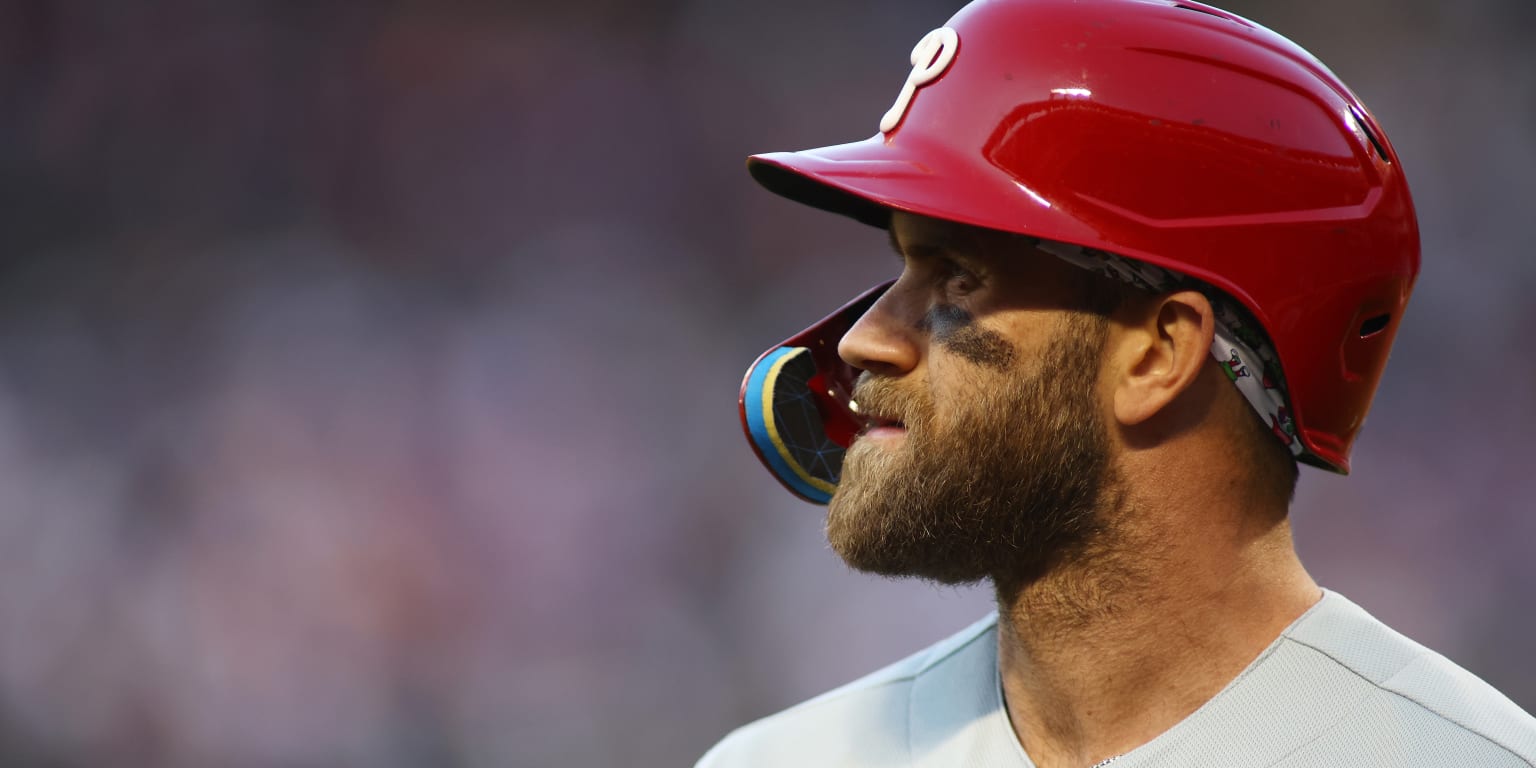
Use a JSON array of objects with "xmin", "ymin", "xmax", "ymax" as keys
[
  {"xmin": 695, "ymin": 612, "xmax": 1017, "ymax": 768},
  {"xmin": 697, "ymin": 590, "xmax": 1536, "ymax": 768},
  {"xmin": 1258, "ymin": 590, "xmax": 1536, "ymax": 766}
]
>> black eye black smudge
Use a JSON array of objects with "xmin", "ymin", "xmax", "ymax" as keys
[
  {"xmin": 918, "ymin": 304, "xmax": 1017, "ymax": 371},
  {"xmin": 917, "ymin": 304, "xmax": 967, "ymax": 335}
]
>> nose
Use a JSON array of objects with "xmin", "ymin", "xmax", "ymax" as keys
[{"xmin": 838, "ymin": 287, "xmax": 921, "ymax": 376}]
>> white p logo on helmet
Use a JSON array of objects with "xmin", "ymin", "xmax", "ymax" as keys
[{"xmin": 879, "ymin": 27, "xmax": 959, "ymax": 134}]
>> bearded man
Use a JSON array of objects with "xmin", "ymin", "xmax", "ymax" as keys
[{"xmin": 700, "ymin": 1, "xmax": 1536, "ymax": 766}]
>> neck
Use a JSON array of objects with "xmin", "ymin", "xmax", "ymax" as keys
[{"xmin": 993, "ymin": 489, "xmax": 1319, "ymax": 768}]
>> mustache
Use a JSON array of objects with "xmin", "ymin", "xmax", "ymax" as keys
[{"xmin": 849, "ymin": 374, "xmax": 930, "ymax": 429}]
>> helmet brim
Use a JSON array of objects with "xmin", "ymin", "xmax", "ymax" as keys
[{"xmin": 747, "ymin": 134, "xmax": 1105, "ymax": 251}]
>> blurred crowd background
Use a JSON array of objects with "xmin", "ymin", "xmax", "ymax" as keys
[{"xmin": 0, "ymin": 0, "xmax": 1531, "ymax": 765}]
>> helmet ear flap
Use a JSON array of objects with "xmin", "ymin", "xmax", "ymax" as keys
[{"xmin": 739, "ymin": 282, "xmax": 890, "ymax": 504}]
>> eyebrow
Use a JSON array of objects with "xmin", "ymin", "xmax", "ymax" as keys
[
  {"xmin": 888, "ymin": 226, "xmax": 960, "ymax": 259},
  {"xmin": 890, "ymin": 226, "xmax": 984, "ymax": 272}
]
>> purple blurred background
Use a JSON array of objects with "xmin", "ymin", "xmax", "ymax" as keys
[{"xmin": 0, "ymin": 1, "xmax": 1531, "ymax": 765}]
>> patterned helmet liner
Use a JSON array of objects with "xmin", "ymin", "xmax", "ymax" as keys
[{"xmin": 1037, "ymin": 241, "xmax": 1302, "ymax": 458}]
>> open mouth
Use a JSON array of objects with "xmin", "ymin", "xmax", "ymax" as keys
[
  {"xmin": 850, "ymin": 398, "xmax": 905, "ymax": 435},
  {"xmin": 859, "ymin": 412, "xmax": 906, "ymax": 434}
]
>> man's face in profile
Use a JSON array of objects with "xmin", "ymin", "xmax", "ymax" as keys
[{"xmin": 826, "ymin": 213, "xmax": 1120, "ymax": 589}]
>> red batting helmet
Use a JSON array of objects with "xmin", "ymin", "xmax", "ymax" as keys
[{"xmin": 741, "ymin": 0, "xmax": 1418, "ymax": 500}]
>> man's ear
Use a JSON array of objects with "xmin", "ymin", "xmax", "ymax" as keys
[{"xmin": 1107, "ymin": 290, "xmax": 1215, "ymax": 427}]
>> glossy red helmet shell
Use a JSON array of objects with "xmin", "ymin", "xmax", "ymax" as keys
[{"xmin": 748, "ymin": 0, "xmax": 1419, "ymax": 473}]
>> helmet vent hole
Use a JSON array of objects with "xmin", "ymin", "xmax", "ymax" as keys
[
  {"xmin": 1352, "ymin": 107, "xmax": 1392, "ymax": 164},
  {"xmin": 1359, "ymin": 313, "xmax": 1391, "ymax": 339}
]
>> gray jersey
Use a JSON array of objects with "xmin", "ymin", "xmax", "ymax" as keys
[{"xmin": 698, "ymin": 590, "xmax": 1536, "ymax": 767}]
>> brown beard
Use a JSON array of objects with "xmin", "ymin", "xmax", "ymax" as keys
[{"xmin": 827, "ymin": 313, "xmax": 1117, "ymax": 590}]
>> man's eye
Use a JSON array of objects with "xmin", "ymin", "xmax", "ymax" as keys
[{"xmin": 939, "ymin": 259, "xmax": 981, "ymax": 294}]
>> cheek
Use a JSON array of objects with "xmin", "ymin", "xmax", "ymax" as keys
[
  {"xmin": 921, "ymin": 364, "xmax": 999, "ymax": 433},
  {"xmin": 922, "ymin": 325, "xmax": 1052, "ymax": 428}
]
